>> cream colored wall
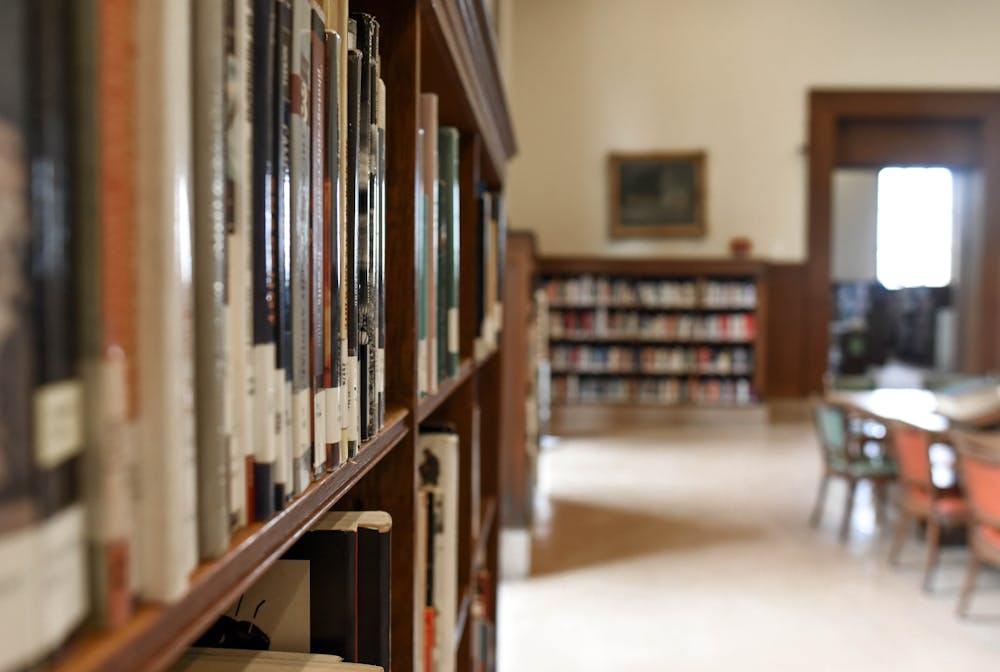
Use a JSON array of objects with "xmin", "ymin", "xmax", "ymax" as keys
[{"xmin": 506, "ymin": 0, "xmax": 1000, "ymax": 260}]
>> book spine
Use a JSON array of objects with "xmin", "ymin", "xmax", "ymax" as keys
[
  {"xmin": 351, "ymin": 13, "xmax": 373, "ymax": 443},
  {"xmin": 193, "ymin": 0, "xmax": 232, "ymax": 560},
  {"xmin": 419, "ymin": 94, "xmax": 439, "ymax": 391},
  {"xmin": 250, "ymin": 0, "xmax": 276, "ymax": 522},
  {"xmin": 494, "ymin": 193, "xmax": 506, "ymax": 336},
  {"xmin": 274, "ymin": 0, "xmax": 293, "ymax": 510},
  {"xmin": 415, "ymin": 127, "xmax": 427, "ymax": 399},
  {"xmin": 135, "ymin": 0, "xmax": 198, "ymax": 602},
  {"xmin": 225, "ymin": 0, "xmax": 253, "ymax": 532},
  {"xmin": 0, "ymin": 4, "xmax": 44, "ymax": 665},
  {"xmin": 475, "ymin": 191, "xmax": 488, "ymax": 359},
  {"xmin": 310, "ymin": 3, "xmax": 327, "ymax": 477},
  {"xmin": 438, "ymin": 127, "xmax": 460, "ymax": 379},
  {"xmin": 357, "ymin": 526, "xmax": 391, "ymax": 671},
  {"xmin": 29, "ymin": 0, "xmax": 89, "ymax": 652},
  {"xmin": 323, "ymin": 29, "xmax": 343, "ymax": 470},
  {"xmin": 289, "ymin": 0, "xmax": 312, "ymax": 498},
  {"xmin": 376, "ymin": 78, "xmax": 386, "ymax": 429},
  {"xmin": 344, "ymin": 30, "xmax": 361, "ymax": 458}
]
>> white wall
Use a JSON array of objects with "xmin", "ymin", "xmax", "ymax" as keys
[
  {"xmin": 506, "ymin": 0, "xmax": 1000, "ymax": 260},
  {"xmin": 831, "ymin": 170, "xmax": 877, "ymax": 282}
]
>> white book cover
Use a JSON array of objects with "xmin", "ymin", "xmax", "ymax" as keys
[
  {"xmin": 417, "ymin": 431, "xmax": 458, "ymax": 672},
  {"xmin": 135, "ymin": 0, "xmax": 198, "ymax": 602},
  {"xmin": 226, "ymin": 0, "xmax": 254, "ymax": 529}
]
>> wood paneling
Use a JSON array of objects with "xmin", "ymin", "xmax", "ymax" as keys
[
  {"xmin": 837, "ymin": 119, "xmax": 982, "ymax": 168},
  {"xmin": 764, "ymin": 263, "xmax": 807, "ymax": 398}
]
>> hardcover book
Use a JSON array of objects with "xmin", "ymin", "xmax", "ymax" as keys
[
  {"xmin": 193, "ymin": 0, "xmax": 232, "ymax": 560},
  {"xmin": 437, "ymin": 127, "xmax": 461, "ymax": 380},
  {"xmin": 323, "ymin": 29, "xmax": 343, "ymax": 470}
]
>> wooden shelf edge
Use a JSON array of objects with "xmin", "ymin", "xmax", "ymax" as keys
[
  {"xmin": 551, "ymin": 401, "xmax": 763, "ymax": 409},
  {"xmin": 53, "ymin": 409, "xmax": 410, "ymax": 672},
  {"xmin": 416, "ymin": 359, "xmax": 476, "ymax": 422}
]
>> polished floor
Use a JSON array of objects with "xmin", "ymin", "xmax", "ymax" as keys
[{"xmin": 498, "ymin": 421, "xmax": 1000, "ymax": 671}]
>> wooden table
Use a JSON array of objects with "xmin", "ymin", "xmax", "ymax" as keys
[{"xmin": 827, "ymin": 388, "xmax": 956, "ymax": 487}]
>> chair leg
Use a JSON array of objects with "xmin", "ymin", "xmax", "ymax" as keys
[
  {"xmin": 889, "ymin": 510, "xmax": 911, "ymax": 565},
  {"xmin": 922, "ymin": 518, "xmax": 941, "ymax": 592},
  {"xmin": 874, "ymin": 481, "xmax": 889, "ymax": 528},
  {"xmin": 809, "ymin": 474, "xmax": 829, "ymax": 528},
  {"xmin": 839, "ymin": 479, "xmax": 858, "ymax": 542},
  {"xmin": 957, "ymin": 553, "xmax": 980, "ymax": 618}
]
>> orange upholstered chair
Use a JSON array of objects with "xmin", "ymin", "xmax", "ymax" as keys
[
  {"xmin": 888, "ymin": 423, "xmax": 969, "ymax": 591},
  {"xmin": 954, "ymin": 442, "xmax": 1000, "ymax": 617}
]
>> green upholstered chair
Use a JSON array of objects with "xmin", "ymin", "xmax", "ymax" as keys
[{"xmin": 810, "ymin": 401, "xmax": 898, "ymax": 542}]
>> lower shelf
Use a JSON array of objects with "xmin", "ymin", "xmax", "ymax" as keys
[{"xmin": 53, "ymin": 409, "xmax": 409, "ymax": 672}]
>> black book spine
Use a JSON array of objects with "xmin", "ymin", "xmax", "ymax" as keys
[
  {"xmin": 310, "ymin": 7, "xmax": 326, "ymax": 477},
  {"xmin": 476, "ymin": 190, "xmax": 487, "ymax": 352},
  {"xmin": 251, "ymin": 0, "xmax": 276, "ymax": 522},
  {"xmin": 358, "ymin": 526, "xmax": 391, "ymax": 671},
  {"xmin": 345, "ymin": 37, "xmax": 361, "ymax": 457},
  {"xmin": 323, "ymin": 30, "xmax": 342, "ymax": 469},
  {"xmin": 495, "ymin": 193, "xmax": 506, "ymax": 334},
  {"xmin": 284, "ymin": 530, "xmax": 358, "ymax": 661},
  {"xmin": 351, "ymin": 12, "xmax": 374, "ymax": 443},
  {"xmin": 376, "ymin": 81, "xmax": 386, "ymax": 429},
  {"xmin": 273, "ymin": 0, "xmax": 293, "ymax": 511},
  {"xmin": 0, "ymin": 3, "xmax": 41, "ymax": 667}
]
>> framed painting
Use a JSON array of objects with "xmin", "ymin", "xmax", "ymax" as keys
[{"xmin": 608, "ymin": 151, "xmax": 706, "ymax": 238}]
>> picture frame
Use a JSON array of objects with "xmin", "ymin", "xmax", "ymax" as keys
[{"xmin": 608, "ymin": 150, "xmax": 707, "ymax": 238}]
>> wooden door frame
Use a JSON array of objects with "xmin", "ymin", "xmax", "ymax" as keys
[{"xmin": 806, "ymin": 89, "xmax": 1000, "ymax": 393}]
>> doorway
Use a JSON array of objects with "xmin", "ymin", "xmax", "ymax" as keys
[{"xmin": 805, "ymin": 90, "xmax": 1000, "ymax": 393}]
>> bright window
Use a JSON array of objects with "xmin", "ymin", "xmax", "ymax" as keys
[{"xmin": 876, "ymin": 167, "xmax": 953, "ymax": 289}]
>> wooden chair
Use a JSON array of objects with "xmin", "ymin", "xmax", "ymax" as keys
[
  {"xmin": 954, "ymin": 440, "xmax": 1000, "ymax": 617},
  {"xmin": 887, "ymin": 423, "xmax": 969, "ymax": 591},
  {"xmin": 810, "ymin": 401, "xmax": 897, "ymax": 541}
]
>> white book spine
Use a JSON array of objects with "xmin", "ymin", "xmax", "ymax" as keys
[
  {"xmin": 0, "ymin": 525, "xmax": 42, "ymax": 670},
  {"xmin": 324, "ymin": 385, "xmax": 341, "ymax": 463},
  {"xmin": 135, "ymin": 0, "xmax": 197, "ymax": 602},
  {"xmin": 274, "ymin": 370, "xmax": 289, "ymax": 501}
]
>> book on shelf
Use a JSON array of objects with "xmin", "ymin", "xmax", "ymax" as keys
[
  {"xmin": 310, "ymin": 2, "xmax": 328, "ymax": 480},
  {"xmin": 135, "ymin": 0, "xmax": 199, "ymax": 603},
  {"xmin": 417, "ymin": 428, "xmax": 459, "ymax": 672},
  {"xmin": 226, "ymin": 0, "xmax": 254, "ymax": 533},
  {"xmin": 418, "ymin": 93, "xmax": 440, "ymax": 396},
  {"xmin": 274, "ymin": 0, "xmax": 294, "ymax": 511},
  {"xmin": 290, "ymin": 0, "xmax": 315, "ymax": 499},
  {"xmin": 193, "ymin": 0, "xmax": 233, "ymax": 561},
  {"xmin": 322, "ymin": 25, "xmax": 343, "ymax": 471},
  {"xmin": 343, "ymin": 21, "xmax": 361, "ymax": 458},
  {"xmin": 437, "ymin": 127, "xmax": 460, "ymax": 381},
  {"xmin": 173, "ymin": 647, "xmax": 384, "ymax": 671},
  {"xmin": 474, "ymin": 191, "xmax": 505, "ymax": 360},
  {"xmin": 207, "ymin": 510, "xmax": 391, "ymax": 669}
]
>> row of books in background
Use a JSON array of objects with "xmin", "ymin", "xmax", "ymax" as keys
[
  {"xmin": 545, "ymin": 276, "xmax": 756, "ymax": 309},
  {"xmin": 551, "ymin": 345, "xmax": 754, "ymax": 376},
  {"xmin": 549, "ymin": 310, "xmax": 757, "ymax": 342},
  {"xmin": 415, "ymin": 94, "xmax": 507, "ymax": 396},
  {"xmin": 552, "ymin": 375, "xmax": 756, "ymax": 406},
  {"xmin": 0, "ymin": 0, "xmax": 396, "ymax": 667}
]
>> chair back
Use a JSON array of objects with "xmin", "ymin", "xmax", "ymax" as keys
[
  {"xmin": 957, "ymin": 443, "xmax": 1000, "ymax": 529},
  {"xmin": 891, "ymin": 424, "xmax": 933, "ymax": 492},
  {"xmin": 812, "ymin": 402, "xmax": 848, "ymax": 462}
]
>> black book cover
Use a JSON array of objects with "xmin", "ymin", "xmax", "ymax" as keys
[
  {"xmin": 29, "ymin": 0, "xmax": 80, "ymax": 522},
  {"xmin": 345, "ymin": 36, "xmax": 361, "ymax": 457},
  {"xmin": 351, "ymin": 12, "xmax": 375, "ymax": 443},
  {"xmin": 283, "ymin": 526, "xmax": 358, "ymax": 660},
  {"xmin": 357, "ymin": 525, "xmax": 391, "ymax": 671},
  {"xmin": 274, "ymin": 0, "xmax": 293, "ymax": 511},
  {"xmin": 251, "ymin": 0, "xmax": 277, "ymax": 522},
  {"xmin": 323, "ymin": 30, "xmax": 343, "ymax": 468}
]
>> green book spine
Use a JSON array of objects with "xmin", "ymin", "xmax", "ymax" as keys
[{"xmin": 438, "ymin": 126, "xmax": 460, "ymax": 378}]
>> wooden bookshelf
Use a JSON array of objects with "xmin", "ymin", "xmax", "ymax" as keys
[
  {"xmin": 45, "ymin": 2, "xmax": 515, "ymax": 671},
  {"xmin": 541, "ymin": 257, "xmax": 768, "ymax": 409}
]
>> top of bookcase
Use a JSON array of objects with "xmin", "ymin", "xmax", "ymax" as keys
[
  {"xmin": 420, "ymin": 0, "xmax": 517, "ymax": 185},
  {"xmin": 539, "ymin": 256, "xmax": 766, "ymax": 278}
]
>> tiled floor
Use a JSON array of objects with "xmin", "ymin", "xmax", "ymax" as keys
[{"xmin": 498, "ymin": 421, "xmax": 1000, "ymax": 671}]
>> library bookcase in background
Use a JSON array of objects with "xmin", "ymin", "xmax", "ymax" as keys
[
  {"xmin": 540, "ymin": 257, "xmax": 768, "ymax": 410},
  {"xmin": 37, "ymin": 1, "xmax": 515, "ymax": 671}
]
